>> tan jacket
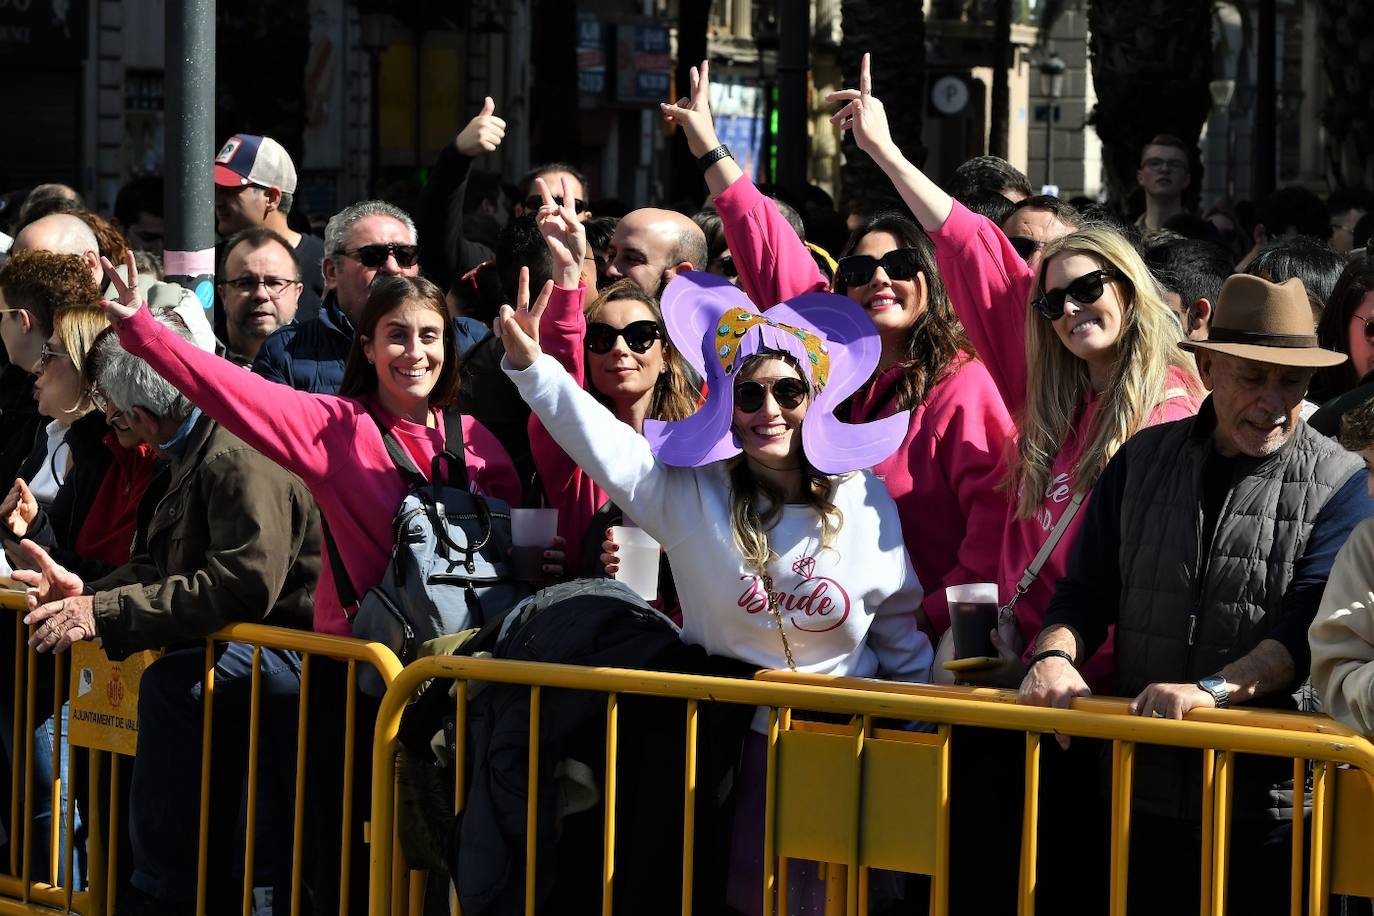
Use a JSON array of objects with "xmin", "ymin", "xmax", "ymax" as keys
[
  {"xmin": 1311, "ymin": 516, "xmax": 1374, "ymax": 734},
  {"xmin": 90, "ymin": 413, "xmax": 320, "ymax": 661}
]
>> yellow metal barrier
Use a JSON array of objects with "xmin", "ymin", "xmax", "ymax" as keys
[
  {"xmin": 0, "ymin": 595, "xmax": 402, "ymax": 916},
  {"xmin": 369, "ymin": 657, "xmax": 1374, "ymax": 916}
]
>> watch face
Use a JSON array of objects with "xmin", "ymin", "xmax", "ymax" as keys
[{"xmin": 1200, "ymin": 675, "xmax": 1224, "ymax": 690}]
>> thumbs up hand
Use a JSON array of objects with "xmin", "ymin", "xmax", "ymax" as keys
[{"xmin": 456, "ymin": 96, "xmax": 507, "ymax": 156}]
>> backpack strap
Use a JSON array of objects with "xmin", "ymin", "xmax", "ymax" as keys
[
  {"xmin": 319, "ymin": 515, "xmax": 361, "ymax": 620},
  {"xmin": 436, "ymin": 408, "xmax": 470, "ymax": 490}
]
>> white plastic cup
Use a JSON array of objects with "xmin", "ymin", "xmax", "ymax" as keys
[
  {"xmin": 610, "ymin": 525, "xmax": 660, "ymax": 601},
  {"xmin": 510, "ymin": 508, "xmax": 559, "ymax": 582}
]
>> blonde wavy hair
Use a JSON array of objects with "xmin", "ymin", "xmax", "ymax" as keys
[
  {"xmin": 50, "ymin": 305, "xmax": 113, "ymax": 417},
  {"xmin": 726, "ymin": 351, "xmax": 843, "ymax": 571},
  {"xmin": 1012, "ymin": 224, "xmax": 1201, "ymax": 518}
]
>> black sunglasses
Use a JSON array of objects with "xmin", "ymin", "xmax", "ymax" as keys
[
  {"xmin": 1033, "ymin": 268, "xmax": 1122, "ymax": 321},
  {"xmin": 734, "ymin": 377, "xmax": 809, "ymax": 413},
  {"xmin": 341, "ymin": 243, "xmax": 420, "ymax": 269},
  {"xmin": 1007, "ymin": 236, "xmax": 1045, "ymax": 262},
  {"xmin": 834, "ymin": 248, "xmax": 922, "ymax": 293},
  {"xmin": 585, "ymin": 320, "xmax": 662, "ymax": 355},
  {"xmin": 526, "ymin": 194, "xmax": 588, "ymax": 214},
  {"xmin": 712, "ymin": 254, "xmax": 737, "ymax": 279}
]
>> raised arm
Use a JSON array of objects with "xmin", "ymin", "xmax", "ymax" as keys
[
  {"xmin": 496, "ymin": 276, "xmax": 698, "ymax": 548},
  {"xmin": 417, "ymin": 97, "xmax": 506, "ymax": 284},
  {"xmin": 829, "ymin": 54, "xmax": 1034, "ymax": 409},
  {"xmin": 663, "ymin": 61, "xmax": 826, "ymax": 308},
  {"xmin": 532, "ymin": 176, "xmax": 592, "ymax": 380},
  {"xmin": 100, "ymin": 253, "xmax": 353, "ymax": 485}
]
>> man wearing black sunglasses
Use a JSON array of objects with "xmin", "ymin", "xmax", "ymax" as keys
[{"xmin": 1001, "ymin": 195, "xmax": 1080, "ymax": 273}]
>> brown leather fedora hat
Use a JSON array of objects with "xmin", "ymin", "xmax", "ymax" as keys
[{"xmin": 1180, "ymin": 274, "xmax": 1347, "ymax": 368}]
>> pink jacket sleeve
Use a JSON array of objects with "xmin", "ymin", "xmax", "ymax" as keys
[
  {"xmin": 923, "ymin": 359, "xmax": 1017, "ymax": 632},
  {"xmin": 529, "ymin": 283, "xmax": 601, "ymax": 571},
  {"xmin": 115, "ymin": 305, "xmax": 360, "ymax": 486},
  {"xmin": 929, "ymin": 201, "xmax": 1036, "ymax": 414},
  {"xmin": 714, "ymin": 177, "xmax": 828, "ymax": 309}
]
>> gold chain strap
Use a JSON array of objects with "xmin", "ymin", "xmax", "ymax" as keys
[{"xmin": 759, "ymin": 568, "xmax": 798, "ymax": 671}]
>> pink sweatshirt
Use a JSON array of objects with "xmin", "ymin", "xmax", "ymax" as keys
[
  {"xmin": 714, "ymin": 178, "xmax": 1016, "ymax": 632},
  {"xmin": 931, "ymin": 201, "xmax": 1200, "ymax": 689},
  {"xmin": 115, "ymin": 305, "xmax": 522, "ymax": 635},
  {"xmin": 528, "ymin": 282, "xmax": 608, "ymax": 573}
]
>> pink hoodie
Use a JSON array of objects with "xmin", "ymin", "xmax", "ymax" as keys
[
  {"xmin": 527, "ymin": 282, "xmax": 607, "ymax": 574},
  {"xmin": 714, "ymin": 178, "xmax": 1016, "ymax": 632},
  {"xmin": 930, "ymin": 201, "xmax": 1200, "ymax": 689},
  {"xmin": 115, "ymin": 305, "xmax": 522, "ymax": 635}
]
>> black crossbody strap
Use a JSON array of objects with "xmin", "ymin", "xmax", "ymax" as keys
[
  {"xmin": 319, "ymin": 514, "xmax": 360, "ymax": 617},
  {"xmin": 440, "ymin": 408, "xmax": 470, "ymax": 490}
]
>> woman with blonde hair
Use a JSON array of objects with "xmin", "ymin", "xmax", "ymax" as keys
[{"xmin": 825, "ymin": 55, "xmax": 1202, "ymax": 691}]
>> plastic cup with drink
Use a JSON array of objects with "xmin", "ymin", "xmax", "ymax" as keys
[{"xmin": 510, "ymin": 508, "xmax": 559, "ymax": 585}]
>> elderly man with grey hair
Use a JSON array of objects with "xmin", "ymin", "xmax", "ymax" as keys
[
  {"xmin": 250, "ymin": 199, "xmax": 421, "ymax": 393},
  {"xmin": 14, "ymin": 309, "xmax": 320, "ymax": 915}
]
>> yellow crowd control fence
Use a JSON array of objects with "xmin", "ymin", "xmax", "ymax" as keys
[
  {"xmin": 368, "ymin": 657, "xmax": 1374, "ymax": 916},
  {"xmin": 0, "ymin": 592, "xmax": 402, "ymax": 916}
]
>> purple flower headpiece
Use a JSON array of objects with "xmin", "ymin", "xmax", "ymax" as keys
[{"xmin": 642, "ymin": 272, "xmax": 909, "ymax": 474}]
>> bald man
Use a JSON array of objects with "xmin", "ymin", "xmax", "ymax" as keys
[
  {"xmin": 604, "ymin": 208, "xmax": 708, "ymax": 297},
  {"xmin": 14, "ymin": 213, "xmax": 216, "ymax": 352},
  {"xmin": 12, "ymin": 213, "xmax": 103, "ymax": 281}
]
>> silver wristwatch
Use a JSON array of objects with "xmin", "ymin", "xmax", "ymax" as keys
[{"xmin": 1197, "ymin": 674, "xmax": 1230, "ymax": 709}]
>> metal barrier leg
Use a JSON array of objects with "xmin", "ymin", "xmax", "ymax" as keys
[
  {"xmin": 523, "ymin": 686, "xmax": 541, "ymax": 916},
  {"xmin": 86, "ymin": 749, "xmax": 107, "ymax": 916},
  {"xmin": 1019, "ymin": 732, "xmax": 1040, "ymax": 916},
  {"xmin": 930, "ymin": 724, "xmax": 951, "ymax": 916},
  {"xmin": 1290, "ymin": 758, "xmax": 1304, "ymax": 916},
  {"xmin": 681, "ymin": 699, "xmax": 698, "ymax": 916},
  {"xmin": 340, "ymin": 660, "xmax": 359, "ymax": 916},
  {"xmin": 1108, "ymin": 740, "xmax": 1134, "ymax": 916},
  {"xmin": 763, "ymin": 709, "xmax": 779, "ymax": 916},
  {"xmin": 1308, "ymin": 760, "xmax": 1336, "ymax": 916},
  {"xmin": 602, "ymin": 693, "xmax": 618, "ymax": 916},
  {"xmin": 1210, "ymin": 751, "xmax": 1234, "ymax": 916},
  {"xmin": 289, "ymin": 655, "xmax": 311, "ymax": 916},
  {"xmin": 195, "ymin": 642, "xmax": 217, "ymax": 916},
  {"xmin": 241, "ymin": 645, "xmax": 263, "ymax": 916},
  {"xmin": 1201, "ymin": 748, "xmax": 1215, "ymax": 916}
]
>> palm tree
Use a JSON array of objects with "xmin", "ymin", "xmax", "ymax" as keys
[
  {"xmin": 1317, "ymin": 1, "xmax": 1374, "ymax": 189},
  {"xmin": 838, "ymin": 0, "xmax": 927, "ymax": 205},
  {"xmin": 1086, "ymin": 0, "xmax": 1213, "ymax": 213}
]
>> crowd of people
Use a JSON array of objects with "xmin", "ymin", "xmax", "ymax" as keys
[{"xmin": 3, "ymin": 51, "xmax": 1374, "ymax": 916}]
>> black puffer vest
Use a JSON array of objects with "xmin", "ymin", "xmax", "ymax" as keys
[{"xmin": 1113, "ymin": 398, "xmax": 1359, "ymax": 819}]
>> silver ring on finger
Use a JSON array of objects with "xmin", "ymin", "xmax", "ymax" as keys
[{"xmin": 1150, "ymin": 709, "xmax": 1163, "ymax": 718}]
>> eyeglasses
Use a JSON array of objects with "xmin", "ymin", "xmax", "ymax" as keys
[
  {"xmin": 1033, "ymin": 267, "xmax": 1123, "ymax": 321},
  {"xmin": 834, "ymin": 248, "xmax": 922, "ymax": 293},
  {"xmin": 585, "ymin": 320, "xmax": 662, "ymax": 355},
  {"xmin": 1007, "ymin": 236, "xmax": 1046, "ymax": 262},
  {"xmin": 1354, "ymin": 315, "xmax": 1374, "ymax": 343},
  {"xmin": 711, "ymin": 254, "xmax": 737, "ymax": 279},
  {"xmin": 88, "ymin": 387, "xmax": 121, "ymax": 416},
  {"xmin": 339, "ymin": 243, "xmax": 420, "ymax": 269},
  {"xmin": 220, "ymin": 276, "xmax": 300, "ymax": 296},
  {"xmin": 1141, "ymin": 157, "xmax": 1188, "ymax": 173},
  {"xmin": 35, "ymin": 341, "xmax": 70, "ymax": 371},
  {"xmin": 734, "ymin": 377, "xmax": 809, "ymax": 413},
  {"xmin": 526, "ymin": 195, "xmax": 588, "ymax": 214}
]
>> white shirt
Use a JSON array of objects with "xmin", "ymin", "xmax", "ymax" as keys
[{"xmin": 27, "ymin": 420, "xmax": 70, "ymax": 508}]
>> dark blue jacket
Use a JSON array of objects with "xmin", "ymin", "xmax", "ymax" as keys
[{"xmin": 251, "ymin": 291, "xmax": 491, "ymax": 394}]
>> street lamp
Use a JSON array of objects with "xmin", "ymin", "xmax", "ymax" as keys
[{"xmin": 1038, "ymin": 51, "xmax": 1066, "ymax": 190}]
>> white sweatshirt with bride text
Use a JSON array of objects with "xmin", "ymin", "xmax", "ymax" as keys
[{"xmin": 506, "ymin": 354, "xmax": 932, "ymax": 684}]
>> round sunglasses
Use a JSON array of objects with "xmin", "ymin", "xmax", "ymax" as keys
[
  {"xmin": 733, "ymin": 377, "xmax": 809, "ymax": 413},
  {"xmin": 1007, "ymin": 236, "xmax": 1045, "ymax": 262},
  {"xmin": 585, "ymin": 320, "xmax": 662, "ymax": 355},
  {"xmin": 1033, "ymin": 267, "xmax": 1123, "ymax": 321},
  {"xmin": 834, "ymin": 248, "xmax": 923, "ymax": 293}
]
